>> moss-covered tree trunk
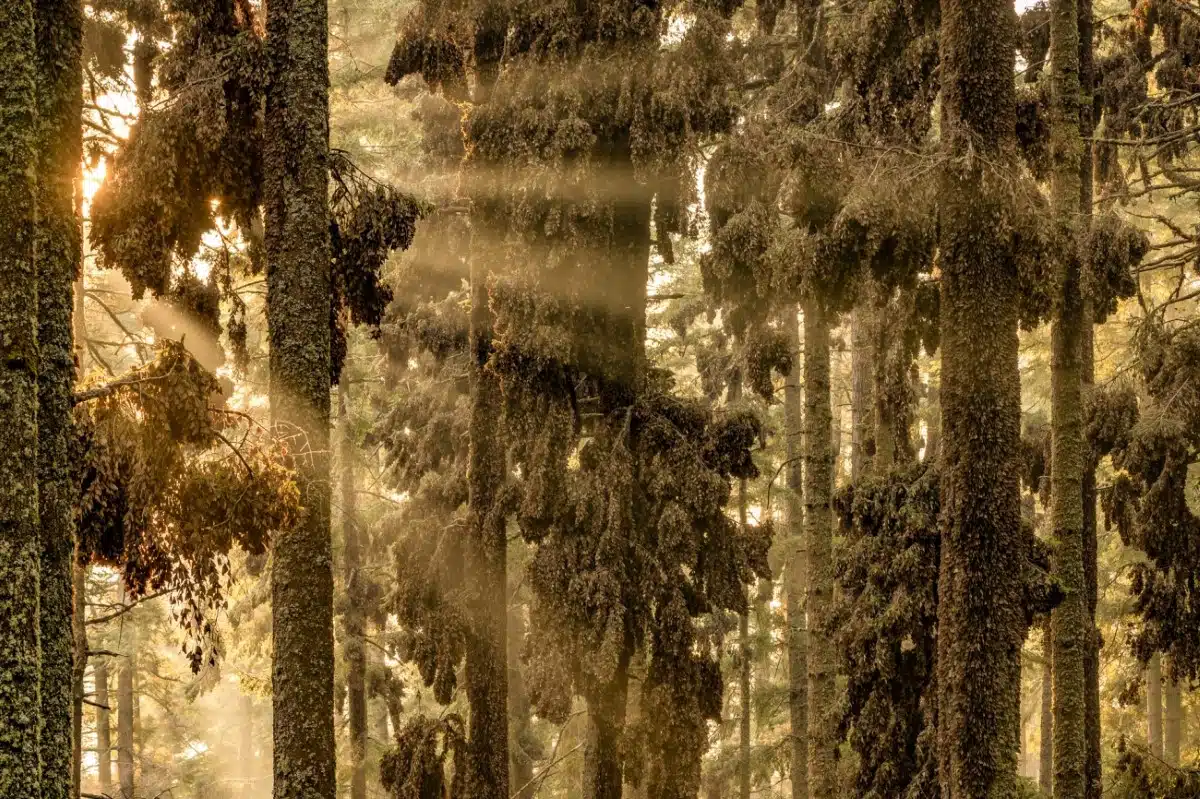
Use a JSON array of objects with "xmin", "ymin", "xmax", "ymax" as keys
[
  {"xmin": 935, "ymin": 0, "xmax": 1025, "ymax": 789},
  {"xmin": 1147, "ymin": 654, "xmax": 1163, "ymax": 759},
  {"xmin": 0, "ymin": 0, "xmax": 42, "ymax": 792},
  {"xmin": 1041, "ymin": 620, "xmax": 1053, "ymax": 797},
  {"xmin": 1048, "ymin": 0, "xmax": 1088, "ymax": 793},
  {"xmin": 264, "ymin": 0, "xmax": 335, "ymax": 790},
  {"xmin": 464, "ymin": 213, "xmax": 509, "ymax": 799},
  {"xmin": 97, "ymin": 659, "xmax": 113, "ymax": 795},
  {"xmin": 1164, "ymin": 668, "xmax": 1181, "ymax": 766},
  {"xmin": 339, "ymin": 380, "xmax": 367, "ymax": 799},
  {"xmin": 34, "ymin": 0, "xmax": 83, "ymax": 794},
  {"xmin": 784, "ymin": 306, "xmax": 808, "ymax": 799},
  {"xmin": 803, "ymin": 301, "xmax": 836, "ymax": 797}
]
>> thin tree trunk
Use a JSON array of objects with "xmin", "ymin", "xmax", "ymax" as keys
[
  {"xmin": 263, "ymin": 0, "xmax": 335, "ymax": 790},
  {"xmin": 97, "ymin": 659, "xmax": 113, "ymax": 795},
  {"xmin": 1041, "ymin": 618, "xmax": 1053, "ymax": 796},
  {"xmin": 34, "ymin": 0, "xmax": 83, "ymax": 793},
  {"xmin": 339, "ymin": 379, "xmax": 367, "ymax": 799},
  {"xmin": 739, "ymin": 477, "xmax": 752, "ymax": 799},
  {"xmin": 0, "ymin": 0, "xmax": 42, "ymax": 791},
  {"xmin": 803, "ymin": 301, "xmax": 836, "ymax": 797},
  {"xmin": 118, "ymin": 617, "xmax": 135, "ymax": 799},
  {"xmin": 464, "ymin": 210, "xmax": 509, "ymax": 799},
  {"xmin": 1148, "ymin": 654, "xmax": 1163, "ymax": 759},
  {"xmin": 1165, "ymin": 667, "xmax": 1182, "ymax": 766},
  {"xmin": 239, "ymin": 692, "xmax": 255, "ymax": 798},
  {"xmin": 509, "ymin": 602, "xmax": 536, "ymax": 799},
  {"xmin": 850, "ymin": 306, "xmax": 872, "ymax": 483},
  {"xmin": 73, "ymin": 562, "xmax": 89, "ymax": 799},
  {"xmin": 935, "ymin": 0, "xmax": 1025, "ymax": 788},
  {"xmin": 784, "ymin": 307, "xmax": 808, "ymax": 799}
]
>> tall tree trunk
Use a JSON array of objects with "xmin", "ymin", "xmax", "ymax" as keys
[
  {"xmin": 34, "ymin": 0, "xmax": 84, "ymax": 795},
  {"xmin": 784, "ymin": 307, "xmax": 808, "ymax": 799},
  {"xmin": 803, "ymin": 301, "xmax": 836, "ymax": 797},
  {"xmin": 97, "ymin": 659, "xmax": 113, "ymax": 795},
  {"xmin": 117, "ymin": 621, "xmax": 135, "ymax": 799},
  {"xmin": 1147, "ymin": 654, "xmax": 1163, "ymax": 759},
  {"xmin": 1164, "ymin": 667, "xmax": 1181, "ymax": 766},
  {"xmin": 583, "ymin": 658, "xmax": 630, "ymax": 799},
  {"xmin": 73, "ymin": 563, "xmax": 88, "ymax": 799},
  {"xmin": 0, "ymin": 0, "xmax": 42, "ymax": 791},
  {"xmin": 339, "ymin": 380, "xmax": 367, "ymax": 799},
  {"xmin": 1048, "ymin": 0, "xmax": 1088, "ymax": 793},
  {"xmin": 1077, "ymin": 0, "xmax": 1102, "ymax": 790},
  {"xmin": 263, "ymin": 0, "xmax": 335, "ymax": 790},
  {"xmin": 1041, "ymin": 618, "xmax": 1053, "ymax": 797},
  {"xmin": 239, "ymin": 692, "xmax": 255, "ymax": 798},
  {"xmin": 935, "ymin": 0, "xmax": 1024, "ymax": 788},
  {"xmin": 850, "ymin": 306, "xmax": 873, "ymax": 483},
  {"xmin": 509, "ymin": 602, "xmax": 536, "ymax": 799},
  {"xmin": 738, "ymin": 477, "xmax": 752, "ymax": 799},
  {"xmin": 464, "ymin": 210, "xmax": 509, "ymax": 799}
]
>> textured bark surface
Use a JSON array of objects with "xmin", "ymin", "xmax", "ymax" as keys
[
  {"xmin": 936, "ymin": 0, "xmax": 1024, "ymax": 788},
  {"xmin": 1147, "ymin": 654, "xmax": 1163, "ymax": 759},
  {"xmin": 783, "ymin": 307, "xmax": 808, "ymax": 799},
  {"xmin": 0, "ymin": 0, "xmax": 42, "ymax": 792},
  {"xmin": 264, "ymin": 0, "xmax": 335, "ymax": 791},
  {"xmin": 34, "ymin": 0, "xmax": 83, "ymax": 794},
  {"xmin": 1048, "ymin": 0, "xmax": 1088, "ymax": 793},
  {"xmin": 339, "ymin": 382, "xmax": 366, "ymax": 799},
  {"xmin": 803, "ymin": 301, "xmax": 836, "ymax": 798},
  {"xmin": 464, "ymin": 224, "xmax": 509, "ymax": 799}
]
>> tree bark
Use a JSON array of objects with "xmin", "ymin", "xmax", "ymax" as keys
[
  {"xmin": 583, "ymin": 657, "xmax": 630, "ymax": 799},
  {"xmin": 339, "ymin": 379, "xmax": 367, "ymax": 799},
  {"xmin": 34, "ymin": 0, "xmax": 84, "ymax": 795},
  {"xmin": 509, "ymin": 602, "xmax": 536, "ymax": 799},
  {"xmin": 73, "ymin": 563, "xmax": 88, "ymax": 799},
  {"xmin": 738, "ymin": 478, "xmax": 752, "ymax": 799},
  {"xmin": 850, "ymin": 306, "xmax": 873, "ymax": 483},
  {"xmin": 1041, "ymin": 618, "xmax": 1053, "ymax": 797},
  {"xmin": 1147, "ymin": 654, "xmax": 1163, "ymax": 759},
  {"xmin": 117, "ymin": 618, "xmax": 135, "ymax": 799},
  {"xmin": 784, "ymin": 307, "xmax": 808, "ymax": 799},
  {"xmin": 464, "ymin": 209, "xmax": 509, "ymax": 799},
  {"xmin": 803, "ymin": 301, "xmax": 836, "ymax": 797},
  {"xmin": 0, "ymin": 0, "xmax": 42, "ymax": 791},
  {"xmin": 97, "ymin": 659, "xmax": 113, "ymax": 795},
  {"xmin": 1164, "ymin": 667, "xmax": 1181, "ymax": 766},
  {"xmin": 263, "ymin": 0, "xmax": 335, "ymax": 791},
  {"xmin": 935, "ymin": 0, "xmax": 1025, "ymax": 789}
]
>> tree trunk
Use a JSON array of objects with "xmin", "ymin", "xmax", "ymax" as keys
[
  {"xmin": 509, "ymin": 602, "xmax": 536, "ymax": 799},
  {"xmin": 739, "ymin": 477, "xmax": 752, "ymax": 799},
  {"xmin": 0, "ymin": 0, "xmax": 42, "ymax": 791},
  {"xmin": 97, "ymin": 659, "xmax": 113, "ymax": 795},
  {"xmin": 263, "ymin": 0, "xmax": 335, "ymax": 791},
  {"xmin": 803, "ymin": 301, "xmax": 836, "ymax": 797},
  {"xmin": 34, "ymin": 0, "xmax": 83, "ymax": 795},
  {"xmin": 1048, "ymin": 0, "xmax": 1088, "ymax": 793},
  {"xmin": 339, "ymin": 380, "xmax": 367, "ymax": 799},
  {"xmin": 935, "ymin": 0, "xmax": 1025, "ymax": 789},
  {"xmin": 239, "ymin": 692, "xmax": 255, "ymax": 798},
  {"xmin": 118, "ymin": 621, "xmax": 135, "ymax": 799},
  {"xmin": 1147, "ymin": 654, "xmax": 1163, "ymax": 759},
  {"xmin": 850, "ymin": 306, "xmax": 873, "ymax": 483},
  {"xmin": 583, "ymin": 656, "xmax": 630, "ymax": 799},
  {"xmin": 1164, "ymin": 667, "xmax": 1181, "ymax": 766},
  {"xmin": 73, "ymin": 562, "xmax": 89, "ymax": 799},
  {"xmin": 784, "ymin": 307, "xmax": 808, "ymax": 799},
  {"xmin": 1041, "ymin": 618, "xmax": 1053, "ymax": 797},
  {"xmin": 464, "ymin": 210, "xmax": 509, "ymax": 799}
]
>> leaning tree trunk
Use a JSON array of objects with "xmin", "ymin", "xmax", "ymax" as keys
[
  {"xmin": 339, "ymin": 380, "xmax": 367, "ymax": 799},
  {"xmin": 803, "ymin": 300, "xmax": 837, "ymax": 797},
  {"xmin": 464, "ymin": 207, "xmax": 509, "ymax": 799},
  {"xmin": 1048, "ymin": 0, "xmax": 1088, "ymax": 794},
  {"xmin": 263, "ymin": 0, "xmax": 335, "ymax": 792},
  {"xmin": 0, "ymin": 0, "xmax": 42, "ymax": 792},
  {"xmin": 783, "ymin": 306, "xmax": 808, "ymax": 799},
  {"xmin": 1164, "ymin": 666, "xmax": 1181, "ymax": 766},
  {"xmin": 1147, "ymin": 654, "xmax": 1163, "ymax": 759},
  {"xmin": 34, "ymin": 0, "xmax": 84, "ymax": 795},
  {"xmin": 935, "ymin": 0, "xmax": 1025, "ymax": 789}
]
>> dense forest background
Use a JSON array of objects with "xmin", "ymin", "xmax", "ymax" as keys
[{"xmin": 1, "ymin": 0, "xmax": 1199, "ymax": 796}]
